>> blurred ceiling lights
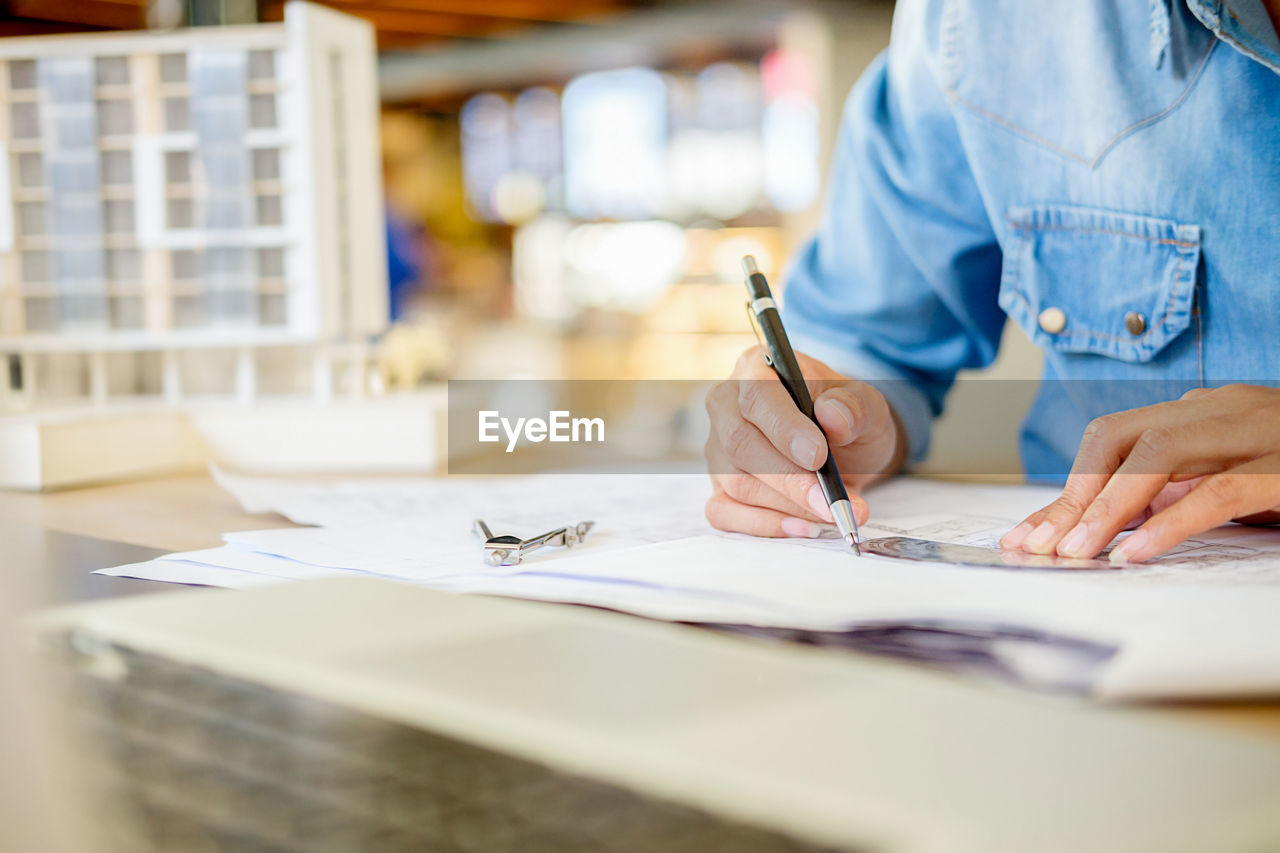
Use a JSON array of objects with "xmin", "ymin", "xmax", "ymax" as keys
[
  {"xmin": 0, "ymin": 0, "xmax": 830, "ymax": 104},
  {"xmin": 0, "ymin": 0, "xmax": 656, "ymax": 48}
]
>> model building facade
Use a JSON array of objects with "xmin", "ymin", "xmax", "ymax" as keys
[{"xmin": 0, "ymin": 1, "xmax": 386, "ymax": 403}]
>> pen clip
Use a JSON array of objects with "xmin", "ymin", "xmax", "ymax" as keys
[{"xmin": 745, "ymin": 301, "xmax": 772, "ymax": 366}]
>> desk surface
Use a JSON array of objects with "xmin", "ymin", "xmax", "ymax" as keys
[
  {"xmin": 5, "ymin": 472, "xmax": 1280, "ymax": 740},
  {"xmin": 0, "ymin": 473, "xmax": 292, "ymax": 553}
]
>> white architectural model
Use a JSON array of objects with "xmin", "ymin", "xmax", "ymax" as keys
[{"xmin": 0, "ymin": 1, "xmax": 387, "ymax": 408}]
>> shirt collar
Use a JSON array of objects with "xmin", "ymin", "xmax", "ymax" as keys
[{"xmin": 1182, "ymin": 0, "xmax": 1280, "ymax": 74}]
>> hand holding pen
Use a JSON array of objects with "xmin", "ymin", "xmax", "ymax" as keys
[{"xmin": 703, "ymin": 257, "xmax": 907, "ymax": 545}]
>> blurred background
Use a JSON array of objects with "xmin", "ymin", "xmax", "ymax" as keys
[
  {"xmin": 1, "ymin": 0, "xmax": 897, "ymax": 384},
  {"xmin": 0, "ymin": 0, "xmax": 1043, "ymax": 481}
]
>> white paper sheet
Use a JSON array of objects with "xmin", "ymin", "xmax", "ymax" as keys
[
  {"xmin": 212, "ymin": 466, "xmax": 718, "ymax": 543},
  {"xmin": 99, "ymin": 471, "xmax": 1280, "ymax": 698},
  {"xmin": 97, "ymin": 559, "xmax": 288, "ymax": 589},
  {"xmin": 434, "ymin": 536, "xmax": 1280, "ymax": 699},
  {"xmin": 218, "ymin": 517, "xmax": 654, "ymax": 580},
  {"xmin": 210, "ymin": 467, "xmax": 1280, "ymax": 587}
]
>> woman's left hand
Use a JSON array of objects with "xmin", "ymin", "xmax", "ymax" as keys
[{"xmin": 1000, "ymin": 384, "xmax": 1280, "ymax": 564}]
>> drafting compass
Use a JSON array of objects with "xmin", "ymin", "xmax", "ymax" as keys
[{"xmin": 473, "ymin": 519, "xmax": 596, "ymax": 567}]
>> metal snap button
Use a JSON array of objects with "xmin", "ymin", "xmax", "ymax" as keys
[
  {"xmin": 1124, "ymin": 311, "xmax": 1147, "ymax": 336},
  {"xmin": 1038, "ymin": 307, "xmax": 1067, "ymax": 335}
]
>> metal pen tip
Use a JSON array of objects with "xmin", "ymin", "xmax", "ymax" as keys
[
  {"xmin": 830, "ymin": 499, "xmax": 861, "ymax": 555},
  {"xmin": 741, "ymin": 255, "xmax": 759, "ymax": 276}
]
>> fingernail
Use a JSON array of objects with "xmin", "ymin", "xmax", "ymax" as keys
[
  {"xmin": 807, "ymin": 483, "xmax": 834, "ymax": 522},
  {"xmin": 1000, "ymin": 522, "xmax": 1035, "ymax": 550},
  {"xmin": 1024, "ymin": 521, "xmax": 1056, "ymax": 552},
  {"xmin": 1109, "ymin": 529, "xmax": 1150, "ymax": 564},
  {"xmin": 1058, "ymin": 522, "xmax": 1091, "ymax": 557},
  {"xmin": 790, "ymin": 435, "xmax": 821, "ymax": 469},
  {"xmin": 817, "ymin": 398, "xmax": 853, "ymax": 433},
  {"xmin": 782, "ymin": 517, "xmax": 821, "ymax": 538}
]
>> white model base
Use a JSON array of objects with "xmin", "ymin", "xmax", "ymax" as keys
[
  {"xmin": 0, "ymin": 387, "xmax": 447, "ymax": 490},
  {"xmin": 0, "ymin": 407, "xmax": 205, "ymax": 491}
]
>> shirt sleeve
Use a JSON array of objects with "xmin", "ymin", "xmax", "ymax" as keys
[{"xmin": 782, "ymin": 0, "xmax": 1005, "ymax": 466}]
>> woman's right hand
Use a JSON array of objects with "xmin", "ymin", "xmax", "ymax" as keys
[{"xmin": 703, "ymin": 347, "xmax": 907, "ymax": 538}]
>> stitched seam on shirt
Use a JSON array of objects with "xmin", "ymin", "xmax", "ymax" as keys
[
  {"xmin": 943, "ymin": 88, "xmax": 1090, "ymax": 165},
  {"xmin": 1195, "ymin": 285, "xmax": 1204, "ymax": 385},
  {"xmin": 1058, "ymin": 248, "xmax": 1182, "ymax": 345},
  {"xmin": 1087, "ymin": 38, "xmax": 1217, "ymax": 166},
  {"xmin": 1007, "ymin": 222, "xmax": 1198, "ymax": 248},
  {"xmin": 944, "ymin": 36, "xmax": 1216, "ymax": 168},
  {"xmin": 1156, "ymin": 247, "xmax": 1188, "ymax": 346},
  {"xmin": 1003, "ymin": 235, "xmax": 1193, "ymax": 350}
]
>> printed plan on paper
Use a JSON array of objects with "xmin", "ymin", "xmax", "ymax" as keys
[{"xmin": 98, "ymin": 469, "xmax": 1280, "ymax": 699}]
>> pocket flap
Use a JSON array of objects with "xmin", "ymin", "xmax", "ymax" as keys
[{"xmin": 1000, "ymin": 205, "xmax": 1201, "ymax": 363}]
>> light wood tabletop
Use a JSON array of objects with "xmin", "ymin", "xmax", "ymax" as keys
[
  {"xmin": 4, "ymin": 472, "xmax": 1280, "ymax": 740},
  {"xmin": 0, "ymin": 473, "xmax": 295, "ymax": 553}
]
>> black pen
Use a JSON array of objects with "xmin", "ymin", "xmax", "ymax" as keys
[{"xmin": 741, "ymin": 255, "xmax": 862, "ymax": 553}]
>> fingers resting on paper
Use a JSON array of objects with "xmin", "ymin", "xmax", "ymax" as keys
[{"xmin": 1001, "ymin": 385, "xmax": 1280, "ymax": 564}]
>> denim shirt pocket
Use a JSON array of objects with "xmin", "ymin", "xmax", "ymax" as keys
[{"xmin": 999, "ymin": 205, "xmax": 1201, "ymax": 363}]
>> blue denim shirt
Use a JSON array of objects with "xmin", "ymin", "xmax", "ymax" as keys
[{"xmin": 783, "ymin": 0, "xmax": 1280, "ymax": 481}]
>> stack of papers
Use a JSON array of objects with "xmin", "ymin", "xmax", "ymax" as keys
[{"xmin": 100, "ymin": 470, "xmax": 1280, "ymax": 699}]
